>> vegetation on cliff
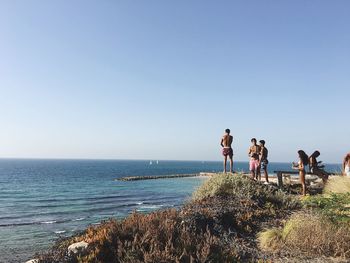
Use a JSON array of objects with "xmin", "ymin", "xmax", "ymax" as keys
[
  {"xmin": 36, "ymin": 175, "xmax": 350, "ymax": 262},
  {"xmin": 258, "ymin": 176, "xmax": 350, "ymax": 260}
]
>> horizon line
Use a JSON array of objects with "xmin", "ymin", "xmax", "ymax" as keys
[{"xmin": 0, "ymin": 157, "xmax": 342, "ymax": 165}]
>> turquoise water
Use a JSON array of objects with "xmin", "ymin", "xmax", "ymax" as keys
[{"xmin": 0, "ymin": 159, "xmax": 341, "ymax": 262}]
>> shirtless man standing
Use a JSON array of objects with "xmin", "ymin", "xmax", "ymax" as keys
[
  {"xmin": 259, "ymin": 140, "xmax": 269, "ymax": 183},
  {"xmin": 220, "ymin": 129, "xmax": 233, "ymax": 173},
  {"xmin": 248, "ymin": 138, "xmax": 261, "ymax": 180}
]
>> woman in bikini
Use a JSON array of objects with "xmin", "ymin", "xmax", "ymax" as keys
[
  {"xmin": 309, "ymin": 151, "xmax": 329, "ymax": 183},
  {"xmin": 292, "ymin": 150, "xmax": 309, "ymax": 196}
]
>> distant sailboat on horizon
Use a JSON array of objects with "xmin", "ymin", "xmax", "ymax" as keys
[{"xmin": 149, "ymin": 160, "xmax": 153, "ymax": 165}]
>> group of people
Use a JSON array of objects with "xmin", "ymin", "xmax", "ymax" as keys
[
  {"xmin": 292, "ymin": 150, "xmax": 329, "ymax": 196},
  {"xmin": 248, "ymin": 138, "xmax": 269, "ymax": 183},
  {"xmin": 220, "ymin": 129, "xmax": 269, "ymax": 183},
  {"xmin": 220, "ymin": 128, "xmax": 350, "ymax": 196}
]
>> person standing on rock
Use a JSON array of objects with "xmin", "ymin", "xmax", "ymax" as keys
[
  {"xmin": 220, "ymin": 129, "xmax": 233, "ymax": 173},
  {"xmin": 292, "ymin": 150, "xmax": 309, "ymax": 196},
  {"xmin": 248, "ymin": 138, "xmax": 261, "ymax": 180}
]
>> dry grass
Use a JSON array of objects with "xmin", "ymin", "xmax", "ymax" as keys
[
  {"xmin": 259, "ymin": 211, "xmax": 350, "ymax": 258},
  {"xmin": 257, "ymin": 228, "xmax": 283, "ymax": 252},
  {"xmin": 192, "ymin": 173, "xmax": 300, "ymax": 210},
  {"xmin": 37, "ymin": 174, "xmax": 302, "ymax": 262},
  {"xmin": 193, "ymin": 173, "xmax": 257, "ymax": 200},
  {"xmin": 37, "ymin": 209, "xmax": 237, "ymax": 263},
  {"xmin": 324, "ymin": 176, "xmax": 350, "ymax": 194}
]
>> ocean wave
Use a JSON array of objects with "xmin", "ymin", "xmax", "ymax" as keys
[
  {"xmin": 0, "ymin": 219, "xmax": 70, "ymax": 227},
  {"xmin": 9, "ymin": 194, "xmax": 136, "ymax": 204},
  {"xmin": 41, "ymin": 220, "xmax": 57, "ymax": 224},
  {"xmin": 72, "ymin": 217, "xmax": 85, "ymax": 221},
  {"xmin": 54, "ymin": 230, "xmax": 66, "ymax": 234},
  {"xmin": 137, "ymin": 204, "xmax": 164, "ymax": 210}
]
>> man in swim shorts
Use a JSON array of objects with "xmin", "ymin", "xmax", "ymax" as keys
[
  {"xmin": 259, "ymin": 140, "xmax": 269, "ymax": 183},
  {"xmin": 220, "ymin": 129, "xmax": 233, "ymax": 173},
  {"xmin": 248, "ymin": 138, "xmax": 261, "ymax": 180}
]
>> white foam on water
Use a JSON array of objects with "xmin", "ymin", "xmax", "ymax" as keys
[
  {"xmin": 73, "ymin": 217, "xmax": 85, "ymax": 221},
  {"xmin": 138, "ymin": 204, "xmax": 164, "ymax": 210},
  {"xmin": 41, "ymin": 220, "xmax": 57, "ymax": 224},
  {"xmin": 54, "ymin": 230, "xmax": 66, "ymax": 234}
]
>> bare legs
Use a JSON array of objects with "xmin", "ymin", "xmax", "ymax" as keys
[
  {"xmin": 300, "ymin": 171, "xmax": 306, "ymax": 196},
  {"xmin": 262, "ymin": 167, "xmax": 269, "ymax": 183},
  {"xmin": 250, "ymin": 169, "xmax": 260, "ymax": 180},
  {"xmin": 251, "ymin": 169, "xmax": 258, "ymax": 180},
  {"xmin": 223, "ymin": 156, "xmax": 227, "ymax": 173},
  {"xmin": 223, "ymin": 156, "xmax": 233, "ymax": 173}
]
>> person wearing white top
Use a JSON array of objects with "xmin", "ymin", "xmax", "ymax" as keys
[{"xmin": 343, "ymin": 153, "xmax": 350, "ymax": 176}]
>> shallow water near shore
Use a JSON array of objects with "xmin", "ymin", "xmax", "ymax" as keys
[{"xmin": 0, "ymin": 159, "xmax": 341, "ymax": 262}]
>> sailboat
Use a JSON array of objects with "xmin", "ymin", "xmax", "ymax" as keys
[
  {"xmin": 149, "ymin": 160, "xmax": 153, "ymax": 165},
  {"xmin": 156, "ymin": 160, "xmax": 159, "ymax": 165}
]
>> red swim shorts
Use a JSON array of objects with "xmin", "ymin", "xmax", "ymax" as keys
[{"xmin": 222, "ymin": 148, "xmax": 233, "ymax": 158}]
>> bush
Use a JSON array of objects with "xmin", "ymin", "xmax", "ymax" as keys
[
  {"xmin": 259, "ymin": 211, "xmax": 350, "ymax": 258},
  {"xmin": 302, "ymin": 193, "xmax": 350, "ymax": 223},
  {"xmin": 37, "ymin": 209, "xmax": 238, "ymax": 263},
  {"xmin": 192, "ymin": 173, "xmax": 300, "ymax": 210},
  {"xmin": 37, "ymin": 174, "xmax": 302, "ymax": 262},
  {"xmin": 257, "ymin": 228, "xmax": 283, "ymax": 252}
]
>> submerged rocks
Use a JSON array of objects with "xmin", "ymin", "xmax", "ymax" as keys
[{"xmin": 67, "ymin": 241, "xmax": 89, "ymax": 255}]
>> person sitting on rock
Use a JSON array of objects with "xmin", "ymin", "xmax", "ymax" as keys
[{"xmin": 309, "ymin": 150, "xmax": 329, "ymax": 183}]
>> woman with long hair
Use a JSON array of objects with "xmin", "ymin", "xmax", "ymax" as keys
[
  {"xmin": 309, "ymin": 150, "xmax": 329, "ymax": 183},
  {"xmin": 293, "ymin": 150, "xmax": 309, "ymax": 196}
]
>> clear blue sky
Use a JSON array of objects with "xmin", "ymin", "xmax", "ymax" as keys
[{"xmin": 0, "ymin": 1, "xmax": 349, "ymax": 163}]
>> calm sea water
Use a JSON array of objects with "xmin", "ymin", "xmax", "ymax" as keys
[{"xmin": 0, "ymin": 159, "xmax": 341, "ymax": 262}]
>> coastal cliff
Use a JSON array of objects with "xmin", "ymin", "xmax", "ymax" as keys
[{"xmin": 34, "ymin": 174, "xmax": 350, "ymax": 262}]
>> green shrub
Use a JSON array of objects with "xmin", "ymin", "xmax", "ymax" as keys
[
  {"xmin": 192, "ymin": 173, "xmax": 300, "ymax": 210},
  {"xmin": 302, "ymin": 193, "xmax": 350, "ymax": 223}
]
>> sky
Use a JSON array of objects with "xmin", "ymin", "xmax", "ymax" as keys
[{"xmin": 0, "ymin": 1, "xmax": 349, "ymax": 163}]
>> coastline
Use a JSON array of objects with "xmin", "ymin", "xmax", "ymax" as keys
[
  {"xmin": 1, "ymin": 160, "xmax": 344, "ymax": 262},
  {"xmin": 32, "ymin": 173, "xmax": 350, "ymax": 262}
]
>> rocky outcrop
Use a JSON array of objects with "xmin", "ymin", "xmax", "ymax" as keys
[{"xmin": 67, "ymin": 241, "xmax": 89, "ymax": 255}]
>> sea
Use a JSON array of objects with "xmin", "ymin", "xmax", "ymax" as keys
[{"xmin": 0, "ymin": 159, "xmax": 342, "ymax": 263}]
